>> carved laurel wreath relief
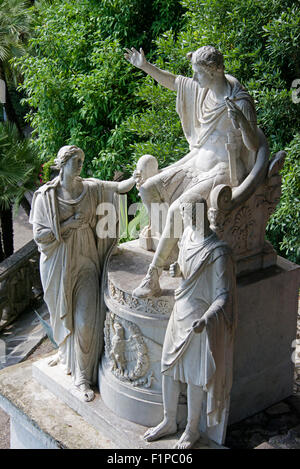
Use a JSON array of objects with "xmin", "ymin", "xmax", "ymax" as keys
[{"xmin": 104, "ymin": 311, "xmax": 155, "ymax": 388}]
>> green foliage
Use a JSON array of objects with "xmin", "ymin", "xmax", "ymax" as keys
[
  {"xmin": 123, "ymin": 77, "xmax": 189, "ymax": 172},
  {"xmin": 41, "ymin": 154, "xmax": 55, "ymax": 182},
  {"xmin": 16, "ymin": 0, "xmax": 300, "ymax": 260},
  {"xmin": 17, "ymin": 0, "xmax": 184, "ymax": 178},
  {"xmin": 267, "ymin": 134, "xmax": 300, "ymax": 263},
  {"xmin": 127, "ymin": 204, "xmax": 148, "ymax": 240},
  {"xmin": 0, "ymin": 0, "xmax": 32, "ymax": 66},
  {"xmin": 0, "ymin": 0, "xmax": 33, "ymax": 130},
  {"xmin": 0, "ymin": 121, "xmax": 40, "ymax": 210},
  {"xmin": 126, "ymin": 0, "xmax": 300, "ymax": 260},
  {"xmin": 118, "ymin": 196, "xmax": 149, "ymax": 242}
]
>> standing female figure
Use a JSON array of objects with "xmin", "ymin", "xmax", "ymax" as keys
[{"xmin": 30, "ymin": 145, "xmax": 134, "ymax": 401}]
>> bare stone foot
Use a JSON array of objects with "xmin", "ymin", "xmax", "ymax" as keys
[
  {"xmin": 143, "ymin": 419, "xmax": 177, "ymax": 442},
  {"xmin": 76, "ymin": 383, "xmax": 95, "ymax": 402},
  {"xmin": 48, "ymin": 354, "xmax": 59, "ymax": 367},
  {"xmin": 174, "ymin": 428, "xmax": 200, "ymax": 449}
]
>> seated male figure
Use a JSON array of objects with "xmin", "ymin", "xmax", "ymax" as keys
[{"xmin": 125, "ymin": 45, "xmax": 259, "ymax": 298}]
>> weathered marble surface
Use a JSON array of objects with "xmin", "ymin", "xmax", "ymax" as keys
[
  {"xmin": 229, "ymin": 256, "xmax": 299, "ymax": 424},
  {"xmin": 99, "ymin": 241, "xmax": 300, "ymax": 429},
  {"xmin": 99, "ymin": 242, "xmax": 184, "ymax": 427},
  {"xmin": 30, "ymin": 145, "xmax": 135, "ymax": 402},
  {"xmin": 0, "ymin": 239, "xmax": 42, "ymax": 329},
  {"xmin": 0, "ymin": 358, "xmax": 115, "ymax": 449},
  {"xmin": 125, "ymin": 45, "xmax": 266, "ymax": 299},
  {"xmin": 32, "ymin": 356, "xmax": 224, "ymax": 449},
  {"xmin": 0, "ymin": 357, "xmax": 224, "ymax": 449}
]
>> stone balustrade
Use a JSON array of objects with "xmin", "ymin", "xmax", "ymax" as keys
[{"xmin": 0, "ymin": 240, "xmax": 42, "ymax": 330}]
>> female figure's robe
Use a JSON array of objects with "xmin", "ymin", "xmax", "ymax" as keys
[{"xmin": 30, "ymin": 177, "xmax": 118, "ymax": 387}]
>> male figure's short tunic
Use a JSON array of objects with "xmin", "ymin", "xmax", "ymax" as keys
[{"xmin": 162, "ymin": 228, "xmax": 237, "ymax": 428}]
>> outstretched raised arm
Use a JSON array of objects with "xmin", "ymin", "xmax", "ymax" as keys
[{"xmin": 124, "ymin": 47, "xmax": 177, "ymax": 91}]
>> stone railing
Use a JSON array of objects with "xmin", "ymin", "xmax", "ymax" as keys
[{"xmin": 0, "ymin": 240, "xmax": 42, "ymax": 331}]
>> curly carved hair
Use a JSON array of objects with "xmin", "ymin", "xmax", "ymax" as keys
[
  {"xmin": 186, "ymin": 46, "xmax": 224, "ymax": 72},
  {"xmin": 54, "ymin": 145, "xmax": 85, "ymax": 169}
]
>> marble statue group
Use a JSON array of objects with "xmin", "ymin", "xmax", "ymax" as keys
[{"xmin": 30, "ymin": 45, "xmax": 265, "ymax": 448}]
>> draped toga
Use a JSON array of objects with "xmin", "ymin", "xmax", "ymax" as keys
[
  {"xmin": 30, "ymin": 177, "xmax": 118, "ymax": 386},
  {"xmin": 162, "ymin": 228, "xmax": 237, "ymax": 441},
  {"xmin": 155, "ymin": 74, "xmax": 257, "ymax": 204}
]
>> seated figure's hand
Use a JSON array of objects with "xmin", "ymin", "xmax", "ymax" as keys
[
  {"xmin": 124, "ymin": 47, "xmax": 146, "ymax": 69},
  {"xmin": 192, "ymin": 318, "xmax": 206, "ymax": 334},
  {"xmin": 169, "ymin": 262, "xmax": 181, "ymax": 278},
  {"xmin": 225, "ymin": 98, "xmax": 245, "ymax": 129}
]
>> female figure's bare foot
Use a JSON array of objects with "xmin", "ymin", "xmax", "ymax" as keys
[
  {"xmin": 144, "ymin": 418, "xmax": 177, "ymax": 442},
  {"xmin": 174, "ymin": 428, "xmax": 200, "ymax": 449},
  {"xmin": 48, "ymin": 354, "xmax": 59, "ymax": 367},
  {"xmin": 76, "ymin": 383, "xmax": 95, "ymax": 402}
]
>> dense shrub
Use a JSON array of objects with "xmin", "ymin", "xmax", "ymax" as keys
[
  {"xmin": 266, "ymin": 133, "xmax": 300, "ymax": 263},
  {"xmin": 17, "ymin": 0, "xmax": 184, "ymax": 181},
  {"xmin": 17, "ymin": 0, "xmax": 300, "ymax": 261},
  {"xmin": 123, "ymin": 0, "xmax": 300, "ymax": 261}
]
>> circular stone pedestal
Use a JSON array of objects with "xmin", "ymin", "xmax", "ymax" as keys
[{"xmin": 99, "ymin": 240, "xmax": 187, "ymax": 427}]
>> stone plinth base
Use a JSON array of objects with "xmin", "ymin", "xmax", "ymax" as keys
[
  {"xmin": 99, "ymin": 359, "xmax": 187, "ymax": 429},
  {"xmin": 0, "ymin": 358, "xmax": 223, "ymax": 449},
  {"xmin": 100, "ymin": 241, "xmax": 299, "ymax": 428},
  {"xmin": 230, "ymin": 255, "xmax": 299, "ymax": 424},
  {"xmin": 99, "ymin": 241, "xmax": 180, "ymax": 428}
]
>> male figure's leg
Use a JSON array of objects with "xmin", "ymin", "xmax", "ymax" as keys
[
  {"xmin": 132, "ymin": 197, "xmax": 182, "ymax": 297},
  {"xmin": 138, "ymin": 173, "xmax": 165, "ymax": 236},
  {"xmin": 175, "ymin": 384, "xmax": 205, "ymax": 449},
  {"xmin": 133, "ymin": 177, "xmax": 212, "ymax": 298},
  {"xmin": 144, "ymin": 374, "xmax": 180, "ymax": 441}
]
